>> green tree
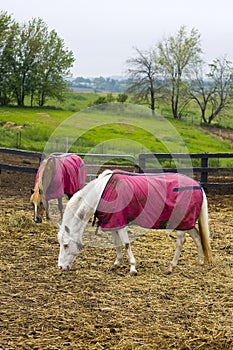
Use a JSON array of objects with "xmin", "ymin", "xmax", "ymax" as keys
[
  {"xmin": 9, "ymin": 18, "xmax": 47, "ymax": 106},
  {"xmin": 34, "ymin": 28, "xmax": 74, "ymax": 106},
  {"xmin": 117, "ymin": 93, "xmax": 128, "ymax": 103},
  {"xmin": 0, "ymin": 14, "xmax": 74, "ymax": 107},
  {"xmin": 157, "ymin": 26, "xmax": 202, "ymax": 119},
  {"xmin": 0, "ymin": 12, "xmax": 18, "ymax": 105}
]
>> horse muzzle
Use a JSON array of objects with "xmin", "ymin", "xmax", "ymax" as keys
[{"xmin": 34, "ymin": 217, "xmax": 42, "ymax": 223}]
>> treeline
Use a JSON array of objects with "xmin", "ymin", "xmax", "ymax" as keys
[
  {"xmin": 0, "ymin": 11, "xmax": 74, "ymax": 107},
  {"xmin": 126, "ymin": 26, "xmax": 233, "ymax": 124},
  {"xmin": 70, "ymin": 76, "xmax": 128, "ymax": 92}
]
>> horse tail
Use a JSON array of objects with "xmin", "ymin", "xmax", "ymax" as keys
[{"xmin": 198, "ymin": 189, "xmax": 212, "ymax": 264}]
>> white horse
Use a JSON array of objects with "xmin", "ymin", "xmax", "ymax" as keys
[{"xmin": 57, "ymin": 170, "xmax": 212, "ymax": 275}]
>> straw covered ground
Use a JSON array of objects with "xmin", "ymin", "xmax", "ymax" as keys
[{"xmin": 0, "ymin": 170, "xmax": 232, "ymax": 350}]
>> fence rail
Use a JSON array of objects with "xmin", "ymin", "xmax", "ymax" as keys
[
  {"xmin": 0, "ymin": 148, "xmax": 137, "ymax": 179},
  {"xmin": 139, "ymin": 153, "xmax": 233, "ymax": 188},
  {"xmin": 0, "ymin": 148, "xmax": 233, "ymax": 188},
  {"xmin": 0, "ymin": 148, "xmax": 44, "ymax": 174}
]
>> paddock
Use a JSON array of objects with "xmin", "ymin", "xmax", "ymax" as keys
[{"xmin": 0, "ymin": 170, "xmax": 232, "ymax": 349}]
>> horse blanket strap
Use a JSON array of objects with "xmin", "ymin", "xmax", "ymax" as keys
[
  {"xmin": 36, "ymin": 154, "xmax": 86, "ymax": 200},
  {"xmin": 95, "ymin": 171, "xmax": 203, "ymax": 231},
  {"xmin": 92, "ymin": 213, "xmax": 107, "ymax": 235}
]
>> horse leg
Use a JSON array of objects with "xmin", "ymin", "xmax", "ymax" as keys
[
  {"xmin": 45, "ymin": 200, "xmax": 50, "ymax": 220},
  {"xmin": 165, "ymin": 230, "xmax": 186, "ymax": 274},
  {"xmin": 58, "ymin": 197, "xmax": 63, "ymax": 220},
  {"xmin": 111, "ymin": 231, "xmax": 123, "ymax": 268},
  {"xmin": 188, "ymin": 227, "xmax": 205, "ymax": 266},
  {"xmin": 117, "ymin": 228, "xmax": 137, "ymax": 276}
]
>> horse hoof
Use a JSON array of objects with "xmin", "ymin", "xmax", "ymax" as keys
[{"xmin": 164, "ymin": 266, "xmax": 173, "ymax": 275}]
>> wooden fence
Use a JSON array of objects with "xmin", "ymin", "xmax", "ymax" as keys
[
  {"xmin": 0, "ymin": 148, "xmax": 233, "ymax": 188},
  {"xmin": 0, "ymin": 148, "xmax": 43, "ymax": 173},
  {"xmin": 139, "ymin": 153, "xmax": 233, "ymax": 188},
  {"xmin": 0, "ymin": 149, "xmax": 137, "ymax": 180}
]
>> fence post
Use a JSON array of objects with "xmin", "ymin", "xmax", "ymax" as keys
[
  {"xmin": 138, "ymin": 154, "xmax": 145, "ymax": 173},
  {"xmin": 16, "ymin": 131, "xmax": 21, "ymax": 149},
  {"xmin": 201, "ymin": 154, "xmax": 209, "ymax": 184}
]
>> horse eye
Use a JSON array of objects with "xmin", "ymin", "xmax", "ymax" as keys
[{"xmin": 64, "ymin": 244, "xmax": 69, "ymax": 249}]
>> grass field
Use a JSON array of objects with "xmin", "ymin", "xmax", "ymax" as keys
[{"xmin": 0, "ymin": 93, "xmax": 232, "ymax": 164}]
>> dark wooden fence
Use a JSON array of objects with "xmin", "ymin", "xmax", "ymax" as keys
[
  {"xmin": 0, "ymin": 148, "xmax": 43, "ymax": 173},
  {"xmin": 0, "ymin": 149, "xmax": 137, "ymax": 180},
  {"xmin": 0, "ymin": 148, "xmax": 233, "ymax": 188},
  {"xmin": 139, "ymin": 153, "xmax": 233, "ymax": 188}
]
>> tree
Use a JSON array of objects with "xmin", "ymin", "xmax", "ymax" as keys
[
  {"xmin": 117, "ymin": 93, "xmax": 128, "ymax": 103},
  {"xmin": 126, "ymin": 47, "xmax": 160, "ymax": 114},
  {"xmin": 207, "ymin": 57, "xmax": 233, "ymax": 124},
  {"xmin": 189, "ymin": 57, "xmax": 233, "ymax": 124},
  {"xmin": 0, "ymin": 14, "xmax": 74, "ymax": 106},
  {"xmin": 33, "ymin": 28, "xmax": 74, "ymax": 106},
  {"xmin": 0, "ymin": 12, "xmax": 18, "ymax": 105},
  {"xmin": 157, "ymin": 26, "xmax": 202, "ymax": 119},
  {"xmin": 8, "ymin": 18, "xmax": 47, "ymax": 106},
  {"xmin": 188, "ymin": 63, "xmax": 216, "ymax": 124}
]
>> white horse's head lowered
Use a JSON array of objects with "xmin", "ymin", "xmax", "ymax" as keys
[{"xmin": 57, "ymin": 170, "xmax": 113, "ymax": 270}]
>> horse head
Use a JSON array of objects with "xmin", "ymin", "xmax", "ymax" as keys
[
  {"xmin": 30, "ymin": 156, "xmax": 56, "ymax": 223},
  {"xmin": 30, "ymin": 185, "xmax": 44, "ymax": 223},
  {"xmin": 57, "ymin": 224, "xmax": 83, "ymax": 270},
  {"xmin": 57, "ymin": 170, "xmax": 113, "ymax": 271}
]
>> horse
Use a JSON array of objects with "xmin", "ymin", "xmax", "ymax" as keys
[
  {"xmin": 30, "ymin": 153, "xmax": 86, "ymax": 223},
  {"xmin": 57, "ymin": 169, "xmax": 212, "ymax": 275}
]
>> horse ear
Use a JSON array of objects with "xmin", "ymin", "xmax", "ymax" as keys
[{"xmin": 65, "ymin": 225, "xmax": 70, "ymax": 234}]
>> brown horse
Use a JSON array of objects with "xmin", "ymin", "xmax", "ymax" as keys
[{"xmin": 30, "ymin": 153, "xmax": 86, "ymax": 223}]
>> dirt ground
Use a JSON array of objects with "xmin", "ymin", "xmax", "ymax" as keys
[
  {"xmin": 0, "ymin": 170, "xmax": 233, "ymax": 350},
  {"xmin": 202, "ymin": 126, "xmax": 233, "ymax": 144}
]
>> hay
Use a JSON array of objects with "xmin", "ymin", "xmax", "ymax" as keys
[{"xmin": 0, "ymin": 171, "xmax": 233, "ymax": 349}]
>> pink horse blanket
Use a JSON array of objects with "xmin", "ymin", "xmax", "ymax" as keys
[
  {"xmin": 95, "ymin": 171, "xmax": 203, "ymax": 231},
  {"xmin": 36, "ymin": 154, "xmax": 86, "ymax": 200}
]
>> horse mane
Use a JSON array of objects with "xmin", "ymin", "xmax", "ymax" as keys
[
  {"xmin": 62, "ymin": 169, "xmax": 113, "ymax": 225},
  {"xmin": 38, "ymin": 156, "xmax": 56, "ymax": 191},
  {"xmin": 31, "ymin": 156, "xmax": 56, "ymax": 206},
  {"xmin": 97, "ymin": 169, "xmax": 113, "ymax": 179}
]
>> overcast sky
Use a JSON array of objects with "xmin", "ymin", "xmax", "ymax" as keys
[{"xmin": 2, "ymin": 0, "xmax": 233, "ymax": 77}]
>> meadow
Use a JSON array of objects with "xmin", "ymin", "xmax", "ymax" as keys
[{"xmin": 0, "ymin": 92, "xmax": 232, "ymax": 166}]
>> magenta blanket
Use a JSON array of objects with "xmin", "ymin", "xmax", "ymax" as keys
[
  {"xmin": 95, "ymin": 171, "xmax": 203, "ymax": 231},
  {"xmin": 36, "ymin": 154, "xmax": 86, "ymax": 200}
]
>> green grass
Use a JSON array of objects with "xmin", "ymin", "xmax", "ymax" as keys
[{"xmin": 0, "ymin": 95, "xmax": 232, "ymax": 167}]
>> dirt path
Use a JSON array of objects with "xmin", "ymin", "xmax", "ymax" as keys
[{"xmin": 0, "ymin": 169, "xmax": 233, "ymax": 350}]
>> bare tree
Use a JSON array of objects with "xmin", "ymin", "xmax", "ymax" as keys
[
  {"xmin": 207, "ymin": 57, "xmax": 233, "ymax": 124},
  {"xmin": 157, "ymin": 26, "xmax": 202, "ymax": 119},
  {"xmin": 189, "ymin": 57, "xmax": 233, "ymax": 124},
  {"xmin": 126, "ymin": 47, "xmax": 160, "ymax": 115}
]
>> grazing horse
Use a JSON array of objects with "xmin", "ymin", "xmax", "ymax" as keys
[
  {"xmin": 57, "ymin": 170, "xmax": 212, "ymax": 275},
  {"xmin": 30, "ymin": 153, "xmax": 86, "ymax": 223}
]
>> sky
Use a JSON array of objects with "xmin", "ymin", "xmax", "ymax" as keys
[{"xmin": 2, "ymin": 0, "xmax": 233, "ymax": 78}]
